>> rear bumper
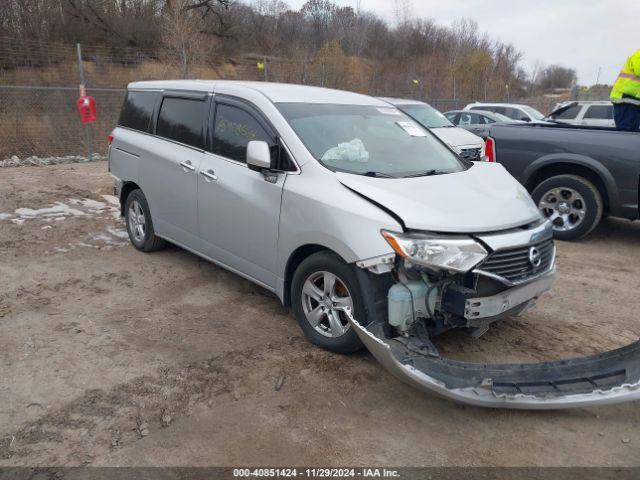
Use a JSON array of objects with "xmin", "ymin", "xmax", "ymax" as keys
[{"xmin": 347, "ymin": 311, "xmax": 640, "ymax": 409}]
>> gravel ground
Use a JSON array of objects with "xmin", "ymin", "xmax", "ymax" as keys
[{"xmin": 0, "ymin": 161, "xmax": 639, "ymax": 467}]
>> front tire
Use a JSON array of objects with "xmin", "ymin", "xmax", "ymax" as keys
[
  {"xmin": 532, "ymin": 175, "xmax": 603, "ymax": 241},
  {"xmin": 124, "ymin": 189, "xmax": 166, "ymax": 252},
  {"xmin": 291, "ymin": 251, "xmax": 366, "ymax": 354}
]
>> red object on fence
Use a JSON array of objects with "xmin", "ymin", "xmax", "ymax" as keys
[{"xmin": 76, "ymin": 95, "xmax": 97, "ymax": 124}]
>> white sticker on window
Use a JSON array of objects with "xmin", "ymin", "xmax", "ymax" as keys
[
  {"xmin": 396, "ymin": 121, "xmax": 427, "ymax": 137},
  {"xmin": 377, "ymin": 107, "xmax": 402, "ymax": 115}
]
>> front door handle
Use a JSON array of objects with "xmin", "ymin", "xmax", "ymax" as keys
[
  {"xmin": 200, "ymin": 169, "xmax": 218, "ymax": 182},
  {"xmin": 180, "ymin": 160, "xmax": 195, "ymax": 171}
]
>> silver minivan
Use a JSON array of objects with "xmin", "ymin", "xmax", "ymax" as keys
[{"xmin": 109, "ymin": 80, "xmax": 640, "ymax": 409}]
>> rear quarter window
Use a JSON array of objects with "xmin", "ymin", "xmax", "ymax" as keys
[
  {"xmin": 156, "ymin": 97, "xmax": 207, "ymax": 149},
  {"xmin": 584, "ymin": 105, "xmax": 614, "ymax": 119},
  {"xmin": 118, "ymin": 91, "xmax": 158, "ymax": 133}
]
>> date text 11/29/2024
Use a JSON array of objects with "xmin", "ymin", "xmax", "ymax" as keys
[{"xmin": 233, "ymin": 468, "xmax": 400, "ymax": 478}]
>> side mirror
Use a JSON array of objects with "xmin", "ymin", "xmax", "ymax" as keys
[{"xmin": 247, "ymin": 140, "xmax": 272, "ymax": 171}]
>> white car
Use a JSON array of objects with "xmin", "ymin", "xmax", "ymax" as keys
[
  {"xmin": 379, "ymin": 98, "xmax": 486, "ymax": 162},
  {"xmin": 548, "ymin": 101, "xmax": 615, "ymax": 128},
  {"xmin": 464, "ymin": 102, "xmax": 546, "ymax": 123}
]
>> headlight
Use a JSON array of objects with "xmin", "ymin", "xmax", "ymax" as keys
[{"xmin": 381, "ymin": 230, "xmax": 488, "ymax": 273}]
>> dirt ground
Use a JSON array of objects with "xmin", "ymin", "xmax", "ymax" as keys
[{"xmin": 0, "ymin": 161, "xmax": 639, "ymax": 467}]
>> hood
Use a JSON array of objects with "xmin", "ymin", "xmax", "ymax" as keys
[
  {"xmin": 430, "ymin": 126, "xmax": 483, "ymax": 151},
  {"xmin": 336, "ymin": 162, "xmax": 542, "ymax": 233}
]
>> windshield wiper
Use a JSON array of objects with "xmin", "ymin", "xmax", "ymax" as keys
[
  {"xmin": 362, "ymin": 171, "xmax": 396, "ymax": 178},
  {"xmin": 402, "ymin": 169, "xmax": 447, "ymax": 178}
]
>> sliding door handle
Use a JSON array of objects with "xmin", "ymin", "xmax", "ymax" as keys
[
  {"xmin": 180, "ymin": 160, "xmax": 195, "ymax": 171},
  {"xmin": 200, "ymin": 169, "xmax": 218, "ymax": 182}
]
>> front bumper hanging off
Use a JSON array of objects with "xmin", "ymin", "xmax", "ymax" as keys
[{"xmin": 345, "ymin": 310, "xmax": 640, "ymax": 409}]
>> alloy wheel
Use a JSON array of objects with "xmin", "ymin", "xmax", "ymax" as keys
[
  {"xmin": 538, "ymin": 187, "xmax": 586, "ymax": 233},
  {"xmin": 128, "ymin": 199, "xmax": 146, "ymax": 243},
  {"xmin": 301, "ymin": 271, "xmax": 353, "ymax": 338}
]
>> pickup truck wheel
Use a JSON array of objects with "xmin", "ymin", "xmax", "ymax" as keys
[
  {"xmin": 124, "ymin": 189, "xmax": 166, "ymax": 252},
  {"xmin": 291, "ymin": 251, "xmax": 365, "ymax": 354},
  {"xmin": 532, "ymin": 175, "xmax": 603, "ymax": 241}
]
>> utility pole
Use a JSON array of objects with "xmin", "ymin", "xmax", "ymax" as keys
[
  {"xmin": 452, "ymin": 75, "xmax": 456, "ymax": 108},
  {"xmin": 595, "ymin": 66, "xmax": 602, "ymax": 86},
  {"xmin": 76, "ymin": 43, "xmax": 93, "ymax": 162},
  {"xmin": 263, "ymin": 55, "xmax": 268, "ymax": 82}
]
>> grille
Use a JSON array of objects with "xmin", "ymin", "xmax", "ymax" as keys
[
  {"xmin": 477, "ymin": 239, "xmax": 555, "ymax": 284},
  {"xmin": 459, "ymin": 147, "xmax": 482, "ymax": 162}
]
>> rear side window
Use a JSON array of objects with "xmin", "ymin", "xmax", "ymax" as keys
[
  {"xmin": 490, "ymin": 106, "xmax": 507, "ymax": 116},
  {"xmin": 212, "ymin": 104, "xmax": 273, "ymax": 163},
  {"xmin": 118, "ymin": 91, "xmax": 158, "ymax": 132},
  {"xmin": 156, "ymin": 97, "xmax": 206, "ymax": 149},
  {"xmin": 554, "ymin": 104, "xmax": 581, "ymax": 119},
  {"xmin": 459, "ymin": 112, "xmax": 480, "ymax": 125},
  {"xmin": 503, "ymin": 107, "xmax": 525, "ymax": 120},
  {"xmin": 584, "ymin": 105, "xmax": 613, "ymax": 119}
]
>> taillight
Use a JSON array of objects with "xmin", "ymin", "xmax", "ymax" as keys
[
  {"xmin": 107, "ymin": 133, "xmax": 114, "ymax": 145},
  {"xmin": 484, "ymin": 136, "xmax": 496, "ymax": 162}
]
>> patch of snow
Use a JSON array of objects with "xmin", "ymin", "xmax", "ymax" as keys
[
  {"xmin": 107, "ymin": 227, "xmax": 129, "ymax": 239},
  {"xmin": 0, "ymin": 154, "xmax": 106, "ymax": 168},
  {"xmin": 41, "ymin": 225, "xmax": 52, "ymax": 230},
  {"xmin": 101, "ymin": 195, "xmax": 120, "ymax": 206},
  {"xmin": 11, "ymin": 218, "xmax": 26, "ymax": 225},
  {"xmin": 15, "ymin": 202, "xmax": 85, "ymax": 218},
  {"xmin": 76, "ymin": 242, "xmax": 99, "ymax": 249},
  {"xmin": 68, "ymin": 198, "xmax": 107, "ymax": 210},
  {"xmin": 0, "ymin": 213, "xmax": 11, "ymax": 220}
]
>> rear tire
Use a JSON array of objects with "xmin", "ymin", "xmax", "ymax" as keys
[
  {"xmin": 124, "ymin": 189, "xmax": 166, "ymax": 252},
  {"xmin": 291, "ymin": 251, "xmax": 365, "ymax": 354},
  {"xmin": 532, "ymin": 175, "xmax": 603, "ymax": 241}
]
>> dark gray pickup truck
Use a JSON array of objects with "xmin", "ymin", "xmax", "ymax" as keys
[{"xmin": 478, "ymin": 123, "xmax": 640, "ymax": 240}]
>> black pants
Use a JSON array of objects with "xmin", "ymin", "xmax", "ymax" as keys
[{"xmin": 613, "ymin": 103, "xmax": 640, "ymax": 131}]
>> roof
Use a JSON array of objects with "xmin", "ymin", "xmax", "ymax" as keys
[
  {"xmin": 377, "ymin": 96, "xmax": 425, "ymax": 106},
  {"xmin": 465, "ymin": 102, "xmax": 533, "ymax": 108},
  {"xmin": 444, "ymin": 109, "xmax": 502, "ymax": 116},
  {"xmin": 558, "ymin": 100, "xmax": 612, "ymax": 105},
  {"xmin": 127, "ymin": 80, "xmax": 388, "ymax": 106}
]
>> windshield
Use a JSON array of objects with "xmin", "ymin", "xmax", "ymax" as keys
[
  {"xmin": 276, "ymin": 103, "xmax": 465, "ymax": 178},
  {"xmin": 521, "ymin": 105, "xmax": 545, "ymax": 120},
  {"xmin": 398, "ymin": 103, "xmax": 454, "ymax": 128}
]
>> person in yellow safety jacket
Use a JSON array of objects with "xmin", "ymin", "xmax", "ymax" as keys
[{"xmin": 610, "ymin": 49, "xmax": 640, "ymax": 131}]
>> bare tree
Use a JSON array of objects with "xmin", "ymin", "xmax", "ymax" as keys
[{"xmin": 163, "ymin": 0, "xmax": 207, "ymax": 78}]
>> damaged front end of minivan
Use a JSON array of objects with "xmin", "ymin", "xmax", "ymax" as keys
[{"xmin": 350, "ymin": 220, "xmax": 640, "ymax": 409}]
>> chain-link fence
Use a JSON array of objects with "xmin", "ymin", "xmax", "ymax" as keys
[
  {"xmin": 0, "ymin": 36, "xmax": 587, "ymax": 162},
  {"xmin": 0, "ymin": 86, "xmax": 125, "ymax": 160}
]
